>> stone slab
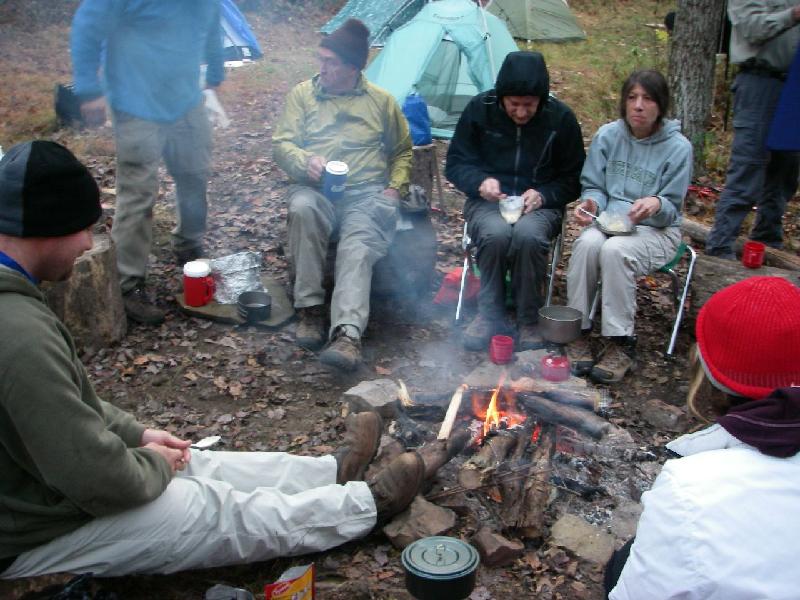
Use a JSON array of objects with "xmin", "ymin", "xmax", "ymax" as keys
[
  {"xmin": 177, "ymin": 275, "xmax": 294, "ymax": 328},
  {"xmin": 550, "ymin": 513, "xmax": 615, "ymax": 565}
]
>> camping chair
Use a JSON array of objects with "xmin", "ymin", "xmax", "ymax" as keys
[
  {"xmin": 455, "ymin": 213, "xmax": 566, "ymax": 322},
  {"xmin": 587, "ymin": 241, "xmax": 697, "ymax": 355}
]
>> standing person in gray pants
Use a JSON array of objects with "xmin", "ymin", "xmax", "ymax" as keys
[
  {"xmin": 71, "ymin": 0, "xmax": 225, "ymax": 325},
  {"xmin": 272, "ymin": 19, "xmax": 412, "ymax": 372},
  {"xmin": 706, "ymin": 0, "xmax": 800, "ymax": 259}
]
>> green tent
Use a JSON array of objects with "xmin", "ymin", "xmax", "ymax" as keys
[
  {"xmin": 365, "ymin": 0, "xmax": 519, "ymax": 138},
  {"xmin": 320, "ymin": 0, "xmax": 424, "ymax": 46},
  {"xmin": 487, "ymin": 0, "xmax": 585, "ymax": 42},
  {"xmin": 321, "ymin": 0, "xmax": 585, "ymax": 45}
]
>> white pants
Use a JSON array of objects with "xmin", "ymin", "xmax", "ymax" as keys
[
  {"xmin": 2, "ymin": 451, "xmax": 376, "ymax": 577},
  {"xmin": 566, "ymin": 225, "xmax": 681, "ymax": 337}
]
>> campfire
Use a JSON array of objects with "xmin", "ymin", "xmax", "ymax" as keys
[{"xmin": 392, "ymin": 354, "xmax": 634, "ymax": 546}]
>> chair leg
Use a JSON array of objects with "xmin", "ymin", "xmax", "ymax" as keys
[
  {"xmin": 588, "ymin": 279, "xmax": 602, "ymax": 324},
  {"xmin": 666, "ymin": 246, "xmax": 697, "ymax": 355},
  {"xmin": 545, "ymin": 233, "xmax": 562, "ymax": 307}
]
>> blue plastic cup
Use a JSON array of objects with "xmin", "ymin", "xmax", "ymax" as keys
[{"xmin": 323, "ymin": 161, "xmax": 348, "ymax": 201}]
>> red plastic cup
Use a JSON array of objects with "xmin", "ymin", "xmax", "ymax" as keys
[
  {"xmin": 741, "ymin": 240, "xmax": 765, "ymax": 269},
  {"xmin": 489, "ymin": 335, "xmax": 514, "ymax": 364},
  {"xmin": 541, "ymin": 354, "xmax": 570, "ymax": 382},
  {"xmin": 183, "ymin": 261, "xmax": 215, "ymax": 307}
]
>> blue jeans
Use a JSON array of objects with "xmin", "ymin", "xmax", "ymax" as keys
[{"xmin": 706, "ymin": 73, "xmax": 799, "ymax": 257}]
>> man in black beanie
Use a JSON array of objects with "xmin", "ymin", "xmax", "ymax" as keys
[
  {"xmin": 273, "ymin": 19, "xmax": 413, "ymax": 372},
  {"xmin": 0, "ymin": 140, "xmax": 427, "ymax": 578}
]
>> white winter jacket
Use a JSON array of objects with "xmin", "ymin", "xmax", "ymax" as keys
[{"xmin": 610, "ymin": 424, "xmax": 800, "ymax": 599}]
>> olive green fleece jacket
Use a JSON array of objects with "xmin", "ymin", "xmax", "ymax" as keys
[
  {"xmin": 0, "ymin": 266, "xmax": 171, "ymax": 560},
  {"xmin": 272, "ymin": 73, "xmax": 412, "ymax": 196}
]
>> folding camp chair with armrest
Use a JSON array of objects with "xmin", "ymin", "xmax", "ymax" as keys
[
  {"xmin": 587, "ymin": 241, "xmax": 697, "ymax": 355},
  {"xmin": 455, "ymin": 212, "xmax": 566, "ymax": 321}
]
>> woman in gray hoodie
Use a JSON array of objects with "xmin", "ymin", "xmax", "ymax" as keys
[{"xmin": 565, "ymin": 70, "xmax": 693, "ymax": 383}]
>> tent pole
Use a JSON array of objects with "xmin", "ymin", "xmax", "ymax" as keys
[{"xmin": 477, "ymin": 2, "xmax": 498, "ymax": 82}]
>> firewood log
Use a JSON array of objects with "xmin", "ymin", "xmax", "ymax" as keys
[
  {"xmin": 517, "ymin": 394, "xmax": 610, "ymax": 439},
  {"xmin": 458, "ymin": 431, "xmax": 518, "ymax": 490}
]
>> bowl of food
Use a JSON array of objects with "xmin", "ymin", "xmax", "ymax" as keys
[
  {"xmin": 596, "ymin": 211, "xmax": 636, "ymax": 236},
  {"xmin": 237, "ymin": 290, "xmax": 271, "ymax": 323},
  {"xmin": 538, "ymin": 305, "xmax": 583, "ymax": 344}
]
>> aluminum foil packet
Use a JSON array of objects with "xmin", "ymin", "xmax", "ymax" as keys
[{"xmin": 210, "ymin": 251, "xmax": 264, "ymax": 304}]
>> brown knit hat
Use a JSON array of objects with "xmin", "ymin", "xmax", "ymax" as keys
[{"xmin": 320, "ymin": 18, "xmax": 370, "ymax": 70}]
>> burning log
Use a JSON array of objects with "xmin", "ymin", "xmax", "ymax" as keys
[
  {"xmin": 517, "ymin": 393, "xmax": 611, "ymax": 439},
  {"xmin": 438, "ymin": 385, "xmax": 466, "ymax": 440},
  {"xmin": 502, "ymin": 425, "xmax": 556, "ymax": 540},
  {"xmin": 457, "ymin": 430, "xmax": 518, "ymax": 490},
  {"xmin": 471, "ymin": 384, "xmax": 603, "ymax": 413}
]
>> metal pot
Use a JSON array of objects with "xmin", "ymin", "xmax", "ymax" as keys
[
  {"xmin": 538, "ymin": 305, "xmax": 583, "ymax": 344},
  {"xmin": 237, "ymin": 290, "xmax": 271, "ymax": 323},
  {"xmin": 401, "ymin": 536, "xmax": 479, "ymax": 600}
]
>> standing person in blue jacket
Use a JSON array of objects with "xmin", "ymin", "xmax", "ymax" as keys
[
  {"xmin": 445, "ymin": 51, "xmax": 585, "ymax": 352},
  {"xmin": 71, "ymin": 0, "xmax": 225, "ymax": 325},
  {"xmin": 566, "ymin": 70, "xmax": 692, "ymax": 384}
]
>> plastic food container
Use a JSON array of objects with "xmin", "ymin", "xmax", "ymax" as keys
[
  {"xmin": 541, "ymin": 354, "xmax": 570, "ymax": 382},
  {"xmin": 401, "ymin": 536, "xmax": 480, "ymax": 600}
]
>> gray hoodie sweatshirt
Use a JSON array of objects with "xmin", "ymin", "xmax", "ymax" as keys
[{"xmin": 580, "ymin": 118, "xmax": 693, "ymax": 229}]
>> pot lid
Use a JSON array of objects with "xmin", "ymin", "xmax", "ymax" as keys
[{"xmin": 402, "ymin": 536, "xmax": 479, "ymax": 580}]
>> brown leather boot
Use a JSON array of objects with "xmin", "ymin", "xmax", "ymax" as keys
[
  {"xmin": 591, "ymin": 337, "xmax": 636, "ymax": 384},
  {"xmin": 566, "ymin": 335, "xmax": 594, "ymax": 376},
  {"xmin": 295, "ymin": 305, "xmax": 326, "ymax": 350},
  {"xmin": 334, "ymin": 411, "xmax": 382, "ymax": 484},
  {"xmin": 367, "ymin": 451, "xmax": 424, "ymax": 523},
  {"xmin": 123, "ymin": 286, "xmax": 165, "ymax": 325},
  {"xmin": 319, "ymin": 327, "xmax": 361, "ymax": 371}
]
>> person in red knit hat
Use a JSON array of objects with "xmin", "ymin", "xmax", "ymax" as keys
[{"xmin": 606, "ymin": 276, "xmax": 800, "ymax": 600}]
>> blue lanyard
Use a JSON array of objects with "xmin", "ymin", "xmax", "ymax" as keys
[{"xmin": 0, "ymin": 251, "xmax": 37, "ymax": 284}]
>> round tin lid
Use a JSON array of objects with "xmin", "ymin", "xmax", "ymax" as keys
[{"xmin": 401, "ymin": 536, "xmax": 479, "ymax": 580}]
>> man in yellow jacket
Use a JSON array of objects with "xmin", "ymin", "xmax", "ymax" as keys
[{"xmin": 273, "ymin": 19, "xmax": 412, "ymax": 372}]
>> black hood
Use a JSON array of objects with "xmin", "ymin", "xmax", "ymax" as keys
[{"xmin": 495, "ymin": 51, "xmax": 550, "ymax": 103}]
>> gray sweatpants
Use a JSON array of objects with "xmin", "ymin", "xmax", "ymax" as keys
[
  {"xmin": 706, "ymin": 72, "xmax": 799, "ymax": 256},
  {"xmin": 286, "ymin": 185, "xmax": 397, "ymax": 337},
  {"xmin": 112, "ymin": 102, "xmax": 212, "ymax": 293},
  {"xmin": 566, "ymin": 225, "xmax": 681, "ymax": 337},
  {"xmin": 465, "ymin": 198, "xmax": 562, "ymax": 324}
]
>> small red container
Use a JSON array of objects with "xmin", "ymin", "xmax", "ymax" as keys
[
  {"xmin": 741, "ymin": 240, "xmax": 765, "ymax": 269},
  {"xmin": 541, "ymin": 354, "xmax": 570, "ymax": 382},
  {"xmin": 183, "ymin": 260, "xmax": 215, "ymax": 307},
  {"xmin": 489, "ymin": 335, "xmax": 514, "ymax": 364}
]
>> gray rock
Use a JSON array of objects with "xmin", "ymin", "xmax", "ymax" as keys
[
  {"xmin": 383, "ymin": 495, "xmax": 457, "ymax": 549},
  {"xmin": 343, "ymin": 379, "xmax": 399, "ymax": 418},
  {"xmin": 550, "ymin": 513, "xmax": 615, "ymax": 564},
  {"xmin": 608, "ymin": 500, "xmax": 643, "ymax": 541},
  {"xmin": 641, "ymin": 398, "xmax": 686, "ymax": 432}
]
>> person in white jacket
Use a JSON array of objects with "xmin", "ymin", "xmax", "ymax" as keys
[
  {"xmin": 607, "ymin": 276, "xmax": 800, "ymax": 600},
  {"xmin": 565, "ymin": 69, "xmax": 693, "ymax": 383}
]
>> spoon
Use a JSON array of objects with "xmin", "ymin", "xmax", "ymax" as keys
[{"xmin": 577, "ymin": 206, "xmax": 598, "ymax": 220}]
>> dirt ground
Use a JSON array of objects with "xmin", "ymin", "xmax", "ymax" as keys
[{"xmin": 1, "ymin": 2, "xmax": 798, "ymax": 599}]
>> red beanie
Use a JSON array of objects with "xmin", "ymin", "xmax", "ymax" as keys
[
  {"xmin": 320, "ymin": 18, "xmax": 370, "ymax": 70},
  {"xmin": 696, "ymin": 276, "xmax": 800, "ymax": 399}
]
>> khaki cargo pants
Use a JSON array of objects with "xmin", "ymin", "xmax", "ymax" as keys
[{"xmin": 286, "ymin": 184, "xmax": 397, "ymax": 338}]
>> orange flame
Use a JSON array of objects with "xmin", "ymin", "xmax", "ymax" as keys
[{"xmin": 470, "ymin": 371, "xmax": 528, "ymax": 441}]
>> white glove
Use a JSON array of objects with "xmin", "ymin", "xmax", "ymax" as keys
[{"xmin": 203, "ymin": 89, "xmax": 230, "ymax": 129}]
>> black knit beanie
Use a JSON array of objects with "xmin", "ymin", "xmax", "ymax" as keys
[
  {"xmin": 320, "ymin": 18, "xmax": 370, "ymax": 70},
  {"xmin": 0, "ymin": 140, "xmax": 100, "ymax": 237}
]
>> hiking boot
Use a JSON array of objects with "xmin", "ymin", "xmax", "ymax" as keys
[
  {"xmin": 367, "ymin": 451, "xmax": 425, "ymax": 523},
  {"xmin": 463, "ymin": 314, "xmax": 499, "ymax": 351},
  {"xmin": 295, "ymin": 305, "xmax": 327, "ymax": 350},
  {"xmin": 591, "ymin": 337, "xmax": 636, "ymax": 384},
  {"xmin": 123, "ymin": 286, "xmax": 165, "ymax": 325},
  {"xmin": 518, "ymin": 322, "xmax": 546, "ymax": 351},
  {"xmin": 566, "ymin": 335, "xmax": 594, "ymax": 376},
  {"xmin": 319, "ymin": 327, "xmax": 362, "ymax": 371},
  {"xmin": 335, "ymin": 411, "xmax": 382, "ymax": 484},
  {"xmin": 174, "ymin": 244, "xmax": 204, "ymax": 265}
]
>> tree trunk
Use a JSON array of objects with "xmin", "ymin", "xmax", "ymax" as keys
[{"xmin": 668, "ymin": 0, "xmax": 726, "ymax": 175}]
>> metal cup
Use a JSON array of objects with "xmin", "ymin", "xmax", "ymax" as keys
[{"xmin": 323, "ymin": 160, "xmax": 349, "ymax": 201}]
